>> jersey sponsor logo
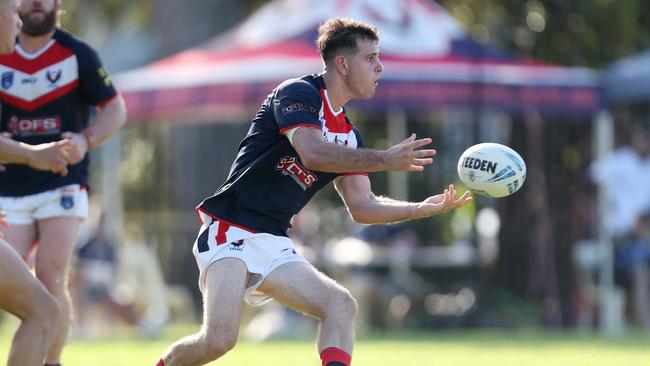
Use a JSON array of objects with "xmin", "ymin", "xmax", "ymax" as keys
[
  {"xmin": 275, "ymin": 155, "xmax": 318, "ymax": 190},
  {"xmin": 1, "ymin": 71, "xmax": 13, "ymax": 89},
  {"xmin": 281, "ymin": 102, "xmax": 317, "ymax": 115},
  {"xmin": 46, "ymin": 69, "xmax": 62, "ymax": 84},
  {"xmin": 321, "ymin": 130, "xmax": 350, "ymax": 146},
  {"xmin": 7, "ymin": 115, "xmax": 61, "ymax": 136},
  {"xmin": 21, "ymin": 76, "xmax": 37, "ymax": 84}
]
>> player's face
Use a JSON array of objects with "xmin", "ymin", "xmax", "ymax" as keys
[
  {"xmin": 346, "ymin": 39, "xmax": 383, "ymax": 100},
  {"xmin": 19, "ymin": 0, "xmax": 58, "ymax": 36},
  {"xmin": 0, "ymin": 0, "xmax": 21, "ymax": 53}
]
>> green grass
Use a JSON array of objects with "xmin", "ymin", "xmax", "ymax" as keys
[{"xmin": 1, "ymin": 323, "xmax": 650, "ymax": 366}]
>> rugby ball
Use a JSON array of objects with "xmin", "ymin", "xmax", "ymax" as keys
[{"xmin": 457, "ymin": 143, "xmax": 526, "ymax": 198}]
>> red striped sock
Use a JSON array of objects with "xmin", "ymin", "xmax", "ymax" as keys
[
  {"xmin": 156, "ymin": 358, "xmax": 165, "ymax": 366},
  {"xmin": 320, "ymin": 347, "xmax": 351, "ymax": 366}
]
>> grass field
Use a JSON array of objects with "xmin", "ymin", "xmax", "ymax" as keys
[{"xmin": 1, "ymin": 322, "xmax": 649, "ymax": 366}]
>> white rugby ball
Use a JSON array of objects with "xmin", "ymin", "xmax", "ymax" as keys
[{"xmin": 457, "ymin": 143, "xmax": 526, "ymax": 198}]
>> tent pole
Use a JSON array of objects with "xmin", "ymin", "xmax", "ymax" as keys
[
  {"xmin": 594, "ymin": 110, "xmax": 623, "ymax": 335},
  {"xmin": 387, "ymin": 108, "xmax": 408, "ymax": 200}
]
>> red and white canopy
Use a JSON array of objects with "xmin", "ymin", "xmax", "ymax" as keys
[{"xmin": 114, "ymin": 0, "xmax": 601, "ymax": 123}]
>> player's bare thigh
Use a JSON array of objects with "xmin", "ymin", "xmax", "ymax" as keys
[
  {"xmin": 0, "ymin": 239, "xmax": 50, "ymax": 318},
  {"xmin": 256, "ymin": 261, "xmax": 352, "ymax": 318},
  {"xmin": 34, "ymin": 217, "xmax": 81, "ymax": 281},
  {"xmin": 201, "ymin": 258, "xmax": 250, "ymax": 335},
  {"xmin": 0, "ymin": 223, "xmax": 37, "ymax": 259}
]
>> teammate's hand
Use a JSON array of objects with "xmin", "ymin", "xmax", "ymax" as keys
[
  {"xmin": 416, "ymin": 184, "xmax": 473, "ymax": 217},
  {"xmin": 0, "ymin": 212, "xmax": 8, "ymax": 238},
  {"xmin": 384, "ymin": 134, "xmax": 437, "ymax": 172},
  {"xmin": 0, "ymin": 132, "xmax": 11, "ymax": 172},
  {"xmin": 60, "ymin": 132, "xmax": 88, "ymax": 164},
  {"xmin": 27, "ymin": 139, "xmax": 73, "ymax": 176}
]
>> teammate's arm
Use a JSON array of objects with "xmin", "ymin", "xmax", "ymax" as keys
[
  {"xmin": 0, "ymin": 137, "xmax": 71, "ymax": 175},
  {"xmin": 334, "ymin": 174, "xmax": 472, "ymax": 224},
  {"xmin": 61, "ymin": 95, "xmax": 127, "ymax": 164},
  {"xmin": 290, "ymin": 127, "xmax": 436, "ymax": 173}
]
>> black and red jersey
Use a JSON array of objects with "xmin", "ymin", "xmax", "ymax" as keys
[
  {"xmin": 199, "ymin": 74, "xmax": 367, "ymax": 237},
  {"xmin": 0, "ymin": 28, "xmax": 117, "ymax": 196}
]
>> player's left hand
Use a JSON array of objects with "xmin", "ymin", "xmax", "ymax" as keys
[
  {"xmin": 417, "ymin": 184, "xmax": 473, "ymax": 217},
  {"xmin": 60, "ymin": 132, "xmax": 89, "ymax": 164}
]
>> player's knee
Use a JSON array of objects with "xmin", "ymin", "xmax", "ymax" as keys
[
  {"xmin": 202, "ymin": 330, "xmax": 238, "ymax": 361},
  {"xmin": 42, "ymin": 300, "xmax": 60, "ymax": 339},
  {"xmin": 28, "ymin": 291, "xmax": 60, "ymax": 336},
  {"xmin": 324, "ymin": 289, "xmax": 358, "ymax": 321}
]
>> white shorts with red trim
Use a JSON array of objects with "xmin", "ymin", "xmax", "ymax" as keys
[
  {"xmin": 192, "ymin": 209, "xmax": 308, "ymax": 306},
  {"xmin": 0, "ymin": 184, "xmax": 88, "ymax": 225}
]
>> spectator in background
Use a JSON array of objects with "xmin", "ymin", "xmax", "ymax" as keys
[{"xmin": 590, "ymin": 123, "xmax": 650, "ymax": 329}]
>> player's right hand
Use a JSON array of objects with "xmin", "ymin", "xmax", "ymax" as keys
[
  {"xmin": 384, "ymin": 133, "xmax": 437, "ymax": 171},
  {"xmin": 28, "ymin": 139, "xmax": 73, "ymax": 176}
]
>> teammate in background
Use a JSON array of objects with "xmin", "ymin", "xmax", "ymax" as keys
[
  {"xmin": 0, "ymin": 1, "xmax": 71, "ymax": 365},
  {"xmin": 0, "ymin": 1, "xmax": 127, "ymax": 365},
  {"xmin": 157, "ymin": 18, "xmax": 472, "ymax": 366}
]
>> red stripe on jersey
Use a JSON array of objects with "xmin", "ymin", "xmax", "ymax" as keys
[
  {"xmin": 0, "ymin": 80, "xmax": 79, "ymax": 111},
  {"xmin": 319, "ymin": 89, "xmax": 352, "ymax": 134},
  {"xmin": 0, "ymin": 43, "xmax": 75, "ymax": 74},
  {"xmin": 278, "ymin": 123, "xmax": 320, "ymax": 135},
  {"xmin": 195, "ymin": 207, "xmax": 258, "ymax": 233}
]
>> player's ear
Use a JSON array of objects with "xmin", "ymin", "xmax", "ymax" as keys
[{"xmin": 334, "ymin": 54, "xmax": 349, "ymax": 76}]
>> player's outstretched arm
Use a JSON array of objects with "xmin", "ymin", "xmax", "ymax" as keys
[
  {"xmin": 335, "ymin": 174, "xmax": 472, "ymax": 224},
  {"xmin": 61, "ymin": 95, "xmax": 127, "ymax": 164},
  {"xmin": 291, "ymin": 127, "xmax": 436, "ymax": 173},
  {"xmin": 0, "ymin": 137, "xmax": 72, "ymax": 175}
]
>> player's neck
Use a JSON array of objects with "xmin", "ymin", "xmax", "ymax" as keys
[
  {"xmin": 18, "ymin": 29, "xmax": 56, "ymax": 54},
  {"xmin": 322, "ymin": 71, "xmax": 350, "ymax": 111}
]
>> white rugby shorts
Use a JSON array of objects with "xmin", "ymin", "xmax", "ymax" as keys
[
  {"xmin": 0, "ymin": 184, "xmax": 88, "ymax": 225},
  {"xmin": 193, "ymin": 209, "xmax": 308, "ymax": 306}
]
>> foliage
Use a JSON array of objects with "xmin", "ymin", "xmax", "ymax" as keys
[
  {"xmin": 60, "ymin": 0, "xmax": 153, "ymax": 33},
  {"xmin": 440, "ymin": 0, "xmax": 650, "ymax": 67}
]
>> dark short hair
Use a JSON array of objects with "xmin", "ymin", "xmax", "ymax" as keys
[{"xmin": 316, "ymin": 17, "xmax": 379, "ymax": 63}]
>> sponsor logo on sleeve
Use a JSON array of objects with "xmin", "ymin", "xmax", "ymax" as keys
[
  {"xmin": 281, "ymin": 102, "xmax": 317, "ymax": 115},
  {"xmin": 98, "ymin": 67, "xmax": 112, "ymax": 87}
]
